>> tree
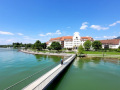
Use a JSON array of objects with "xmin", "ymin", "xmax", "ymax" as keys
[
  {"xmin": 41, "ymin": 43, "xmax": 47, "ymax": 49},
  {"xmin": 84, "ymin": 40, "xmax": 91, "ymax": 51},
  {"xmin": 25, "ymin": 43, "xmax": 32, "ymax": 49},
  {"xmin": 92, "ymin": 41, "xmax": 102, "ymax": 51},
  {"xmin": 78, "ymin": 45, "xmax": 84, "ymax": 55},
  {"xmin": 117, "ymin": 46, "xmax": 120, "ymax": 52},
  {"xmin": 47, "ymin": 46, "xmax": 52, "ymax": 50},
  {"xmin": 50, "ymin": 42, "xmax": 61, "ymax": 51},
  {"xmin": 33, "ymin": 40, "xmax": 42, "ymax": 50}
]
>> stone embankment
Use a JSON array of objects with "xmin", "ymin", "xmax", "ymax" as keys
[{"xmin": 20, "ymin": 49, "xmax": 71, "ymax": 56}]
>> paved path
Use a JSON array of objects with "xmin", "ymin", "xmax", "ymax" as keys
[{"xmin": 22, "ymin": 54, "xmax": 76, "ymax": 90}]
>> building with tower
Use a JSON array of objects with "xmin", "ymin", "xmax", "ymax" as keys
[{"xmin": 46, "ymin": 32, "xmax": 94, "ymax": 49}]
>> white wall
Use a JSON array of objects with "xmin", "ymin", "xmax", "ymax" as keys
[
  {"xmin": 64, "ymin": 40, "xmax": 73, "ymax": 48},
  {"xmin": 73, "ymin": 32, "xmax": 81, "ymax": 47}
]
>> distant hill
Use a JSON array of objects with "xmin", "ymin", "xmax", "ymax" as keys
[{"xmin": 115, "ymin": 36, "xmax": 120, "ymax": 39}]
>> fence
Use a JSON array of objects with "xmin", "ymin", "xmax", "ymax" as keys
[
  {"xmin": 5, "ymin": 56, "xmax": 71, "ymax": 90},
  {"xmin": 23, "ymin": 54, "xmax": 76, "ymax": 90}
]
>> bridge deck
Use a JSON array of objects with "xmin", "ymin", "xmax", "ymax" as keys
[{"xmin": 22, "ymin": 54, "xmax": 76, "ymax": 90}]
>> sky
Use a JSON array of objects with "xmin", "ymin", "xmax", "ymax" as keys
[{"xmin": 0, "ymin": 0, "xmax": 120, "ymax": 45}]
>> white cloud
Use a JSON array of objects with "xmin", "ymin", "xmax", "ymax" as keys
[
  {"xmin": 17, "ymin": 33, "xmax": 23, "ymax": 36},
  {"xmin": 46, "ymin": 33, "xmax": 52, "ymax": 35},
  {"xmin": 103, "ymin": 36, "xmax": 117, "ymax": 39},
  {"xmin": 55, "ymin": 30, "xmax": 61, "ymax": 35},
  {"xmin": 80, "ymin": 22, "xmax": 88, "ymax": 30},
  {"xmin": 109, "ymin": 21, "xmax": 120, "ymax": 26},
  {"xmin": 0, "ymin": 31, "xmax": 14, "ymax": 35},
  {"xmin": 39, "ymin": 30, "xmax": 62, "ymax": 36},
  {"xmin": 90, "ymin": 25, "xmax": 109, "ymax": 30},
  {"xmin": 39, "ymin": 34, "xmax": 46, "ymax": 36}
]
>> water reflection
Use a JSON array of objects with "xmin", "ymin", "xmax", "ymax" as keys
[
  {"xmin": 73, "ymin": 57, "xmax": 120, "ymax": 69},
  {"xmin": 34, "ymin": 54, "xmax": 64, "ymax": 63},
  {"xmin": 34, "ymin": 54, "xmax": 44, "ymax": 61}
]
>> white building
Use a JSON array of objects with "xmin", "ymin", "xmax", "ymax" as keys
[
  {"xmin": 46, "ymin": 32, "xmax": 94, "ymax": 49},
  {"xmin": 100, "ymin": 39, "xmax": 120, "ymax": 49}
]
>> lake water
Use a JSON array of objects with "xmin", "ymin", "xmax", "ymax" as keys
[
  {"xmin": 1, "ymin": 48, "xmax": 120, "ymax": 90},
  {"xmin": 0, "ymin": 48, "xmax": 63, "ymax": 90},
  {"xmin": 47, "ymin": 57, "xmax": 120, "ymax": 90}
]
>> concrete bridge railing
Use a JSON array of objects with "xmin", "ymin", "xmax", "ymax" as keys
[{"xmin": 22, "ymin": 54, "xmax": 76, "ymax": 90}]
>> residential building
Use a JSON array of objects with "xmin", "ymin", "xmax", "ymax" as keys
[
  {"xmin": 100, "ymin": 39, "xmax": 120, "ymax": 49},
  {"xmin": 46, "ymin": 32, "xmax": 94, "ymax": 49}
]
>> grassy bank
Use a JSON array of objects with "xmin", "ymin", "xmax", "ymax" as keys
[{"xmin": 83, "ymin": 51, "xmax": 120, "ymax": 55}]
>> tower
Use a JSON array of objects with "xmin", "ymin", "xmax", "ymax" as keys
[{"xmin": 73, "ymin": 32, "xmax": 81, "ymax": 49}]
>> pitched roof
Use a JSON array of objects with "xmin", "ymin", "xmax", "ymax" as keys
[
  {"xmin": 100, "ymin": 39, "xmax": 120, "ymax": 45},
  {"xmin": 50, "ymin": 36, "xmax": 73, "ymax": 41},
  {"xmin": 61, "ymin": 36, "xmax": 73, "ymax": 41},
  {"xmin": 49, "ymin": 36, "xmax": 93, "ymax": 42},
  {"xmin": 81, "ymin": 37, "xmax": 94, "ymax": 41}
]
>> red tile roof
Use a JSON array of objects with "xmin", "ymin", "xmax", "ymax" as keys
[
  {"xmin": 100, "ymin": 39, "xmax": 120, "ymax": 45},
  {"xmin": 81, "ymin": 37, "xmax": 94, "ymax": 41},
  {"xmin": 49, "ymin": 36, "xmax": 93, "ymax": 42}
]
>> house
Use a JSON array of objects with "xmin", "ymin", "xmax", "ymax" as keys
[
  {"xmin": 46, "ymin": 32, "xmax": 94, "ymax": 49},
  {"xmin": 100, "ymin": 39, "xmax": 120, "ymax": 49}
]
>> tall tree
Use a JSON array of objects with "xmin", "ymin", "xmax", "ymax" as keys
[
  {"xmin": 84, "ymin": 40, "xmax": 91, "ymax": 51},
  {"xmin": 41, "ymin": 43, "xmax": 47, "ymax": 49},
  {"xmin": 78, "ymin": 45, "xmax": 84, "ymax": 55},
  {"xmin": 25, "ymin": 43, "xmax": 33, "ymax": 49},
  {"xmin": 51, "ymin": 42, "xmax": 61, "ymax": 51},
  {"xmin": 92, "ymin": 41, "xmax": 102, "ymax": 51},
  {"xmin": 33, "ymin": 40, "xmax": 42, "ymax": 50}
]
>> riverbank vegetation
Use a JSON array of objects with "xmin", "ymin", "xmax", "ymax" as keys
[{"xmin": 0, "ymin": 40, "xmax": 120, "ymax": 58}]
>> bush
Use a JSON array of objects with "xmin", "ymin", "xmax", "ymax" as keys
[
  {"xmin": 92, "ymin": 41, "xmax": 102, "ymax": 51},
  {"xmin": 78, "ymin": 45, "xmax": 84, "ymax": 54},
  {"xmin": 117, "ymin": 49, "xmax": 120, "ymax": 52}
]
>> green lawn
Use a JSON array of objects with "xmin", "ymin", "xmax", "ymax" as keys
[{"xmin": 84, "ymin": 51, "xmax": 120, "ymax": 55}]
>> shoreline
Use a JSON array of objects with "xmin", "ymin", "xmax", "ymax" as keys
[
  {"xmin": 20, "ymin": 49, "xmax": 72, "ymax": 56},
  {"xmin": 20, "ymin": 49, "xmax": 120, "ymax": 59},
  {"xmin": 86, "ymin": 54, "xmax": 120, "ymax": 59}
]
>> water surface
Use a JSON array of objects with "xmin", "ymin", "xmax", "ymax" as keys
[
  {"xmin": 0, "ymin": 48, "xmax": 63, "ymax": 90},
  {"xmin": 48, "ymin": 57, "xmax": 120, "ymax": 90}
]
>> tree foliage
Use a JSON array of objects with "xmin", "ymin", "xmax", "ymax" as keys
[
  {"xmin": 78, "ymin": 45, "xmax": 84, "ymax": 54},
  {"xmin": 84, "ymin": 40, "xmax": 91, "ymax": 51},
  {"xmin": 92, "ymin": 41, "xmax": 102, "ymax": 51},
  {"xmin": 25, "ymin": 43, "xmax": 32, "ymax": 49},
  {"xmin": 33, "ymin": 40, "xmax": 42, "ymax": 50},
  {"xmin": 50, "ymin": 42, "xmax": 61, "ymax": 51},
  {"xmin": 47, "ymin": 46, "xmax": 52, "ymax": 50},
  {"xmin": 41, "ymin": 43, "xmax": 47, "ymax": 49},
  {"xmin": 117, "ymin": 46, "xmax": 120, "ymax": 52}
]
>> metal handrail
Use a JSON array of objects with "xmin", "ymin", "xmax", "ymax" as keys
[
  {"xmin": 33, "ymin": 55, "xmax": 74, "ymax": 90},
  {"xmin": 5, "ymin": 63, "xmax": 58, "ymax": 90},
  {"xmin": 5, "ymin": 55, "xmax": 71, "ymax": 90}
]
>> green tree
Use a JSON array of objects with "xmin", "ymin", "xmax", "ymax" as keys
[
  {"xmin": 78, "ymin": 45, "xmax": 84, "ymax": 55},
  {"xmin": 25, "ymin": 43, "xmax": 32, "ymax": 49},
  {"xmin": 51, "ymin": 42, "xmax": 61, "ymax": 51},
  {"xmin": 41, "ymin": 43, "xmax": 47, "ymax": 49},
  {"xmin": 33, "ymin": 40, "xmax": 42, "ymax": 50},
  {"xmin": 92, "ymin": 41, "xmax": 102, "ymax": 51},
  {"xmin": 47, "ymin": 46, "xmax": 52, "ymax": 50},
  {"xmin": 84, "ymin": 40, "xmax": 91, "ymax": 51},
  {"xmin": 117, "ymin": 46, "xmax": 120, "ymax": 52}
]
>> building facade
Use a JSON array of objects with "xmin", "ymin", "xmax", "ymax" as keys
[
  {"xmin": 100, "ymin": 39, "xmax": 120, "ymax": 49},
  {"xmin": 46, "ymin": 32, "xmax": 94, "ymax": 49}
]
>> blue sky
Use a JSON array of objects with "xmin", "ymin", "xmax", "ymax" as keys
[{"xmin": 0, "ymin": 0, "xmax": 120, "ymax": 44}]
